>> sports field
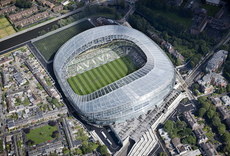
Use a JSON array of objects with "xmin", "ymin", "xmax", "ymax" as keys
[
  {"xmin": 67, "ymin": 57, "xmax": 136, "ymax": 95},
  {"xmin": 33, "ymin": 20, "xmax": 93, "ymax": 62},
  {"xmin": 26, "ymin": 125, "xmax": 58, "ymax": 145},
  {"xmin": 0, "ymin": 17, "xmax": 16, "ymax": 39}
]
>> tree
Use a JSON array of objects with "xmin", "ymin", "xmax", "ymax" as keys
[
  {"xmin": 224, "ymin": 142, "xmax": 230, "ymax": 155},
  {"xmin": 198, "ymin": 108, "xmax": 206, "ymax": 117},
  {"xmin": 39, "ymin": 30, "xmax": 46, "ymax": 36},
  {"xmin": 159, "ymin": 152, "xmax": 167, "ymax": 156},
  {"xmin": 118, "ymin": 0, "xmax": 125, "ymax": 9},
  {"xmin": 26, "ymin": 139, "xmax": 34, "ymax": 146},
  {"xmin": 46, "ymin": 97, "xmax": 52, "ymax": 103},
  {"xmin": 98, "ymin": 145, "xmax": 109, "ymax": 156},
  {"xmin": 48, "ymin": 120, "xmax": 57, "ymax": 126},
  {"xmin": 182, "ymin": 136, "xmax": 196, "ymax": 145},
  {"xmin": 62, "ymin": 148, "xmax": 70, "ymax": 155},
  {"xmin": 176, "ymin": 121, "xmax": 186, "ymax": 130},
  {"xmin": 75, "ymin": 148, "xmax": 82, "ymax": 155},
  {"xmin": 227, "ymin": 84, "xmax": 230, "ymax": 92},
  {"xmin": 88, "ymin": 142, "xmax": 98, "ymax": 151},
  {"xmin": 15, "ymin": 97, "xmax": 21, "ymax": 104},
  {"xmin": 212, "ymin": 116, "xmax": 221, "ymax": 127},
  {"xmin": 164, "ymin": 120, "xmax": 174, "ymax": 132},
  {"xmin": 201, "ymin": 102, "xmax": 210, "ymax": 110},
  {"xmin": 191, "ymin": 83, "xmax": 200, "ymax": 92},
  {"xmin": 23, "ymin": 128, "xmax": 30, "ymax": 134},
  {"xmin": 51, "ymin": 24, "xmax": 59, "ymax": 31},
  {"xmin": 206, "ymin": 110, "xmax": 215, "ymax": 119},
  {"xmin": 222, "ymin": 132, "xmax": 230, "ymax": 144},
  {"xmin": 217, "ymin": 124, "xmax": 226, "ymax": 135},
  {"xmin": 178, "ymin": 128, "xmax": 192, "ymax": 137},
  {"xmin": 81, "ymin": 143, "xmax": 92, "ymax": 154},
  {"xmin": 51, "ymin": 98, "xmax": 58, "ymax": 105},
  {"xmin": 51, "ymin": 131, "xmax": 59, "ymax": 138}
]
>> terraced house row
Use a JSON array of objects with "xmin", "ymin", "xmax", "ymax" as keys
[{"xmin": 14, "ymin": 11, "xmax": 49, "ymax": 28}]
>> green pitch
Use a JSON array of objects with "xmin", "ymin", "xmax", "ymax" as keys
[{"xmin": 67, "ymin": 57, "xmax": 136, "ymax": 95}]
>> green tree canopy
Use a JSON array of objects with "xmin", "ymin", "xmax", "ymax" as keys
[
  {"xmin": 212, "ymin": 116, "xmax": 221, "ymax": 127},
  {"xmin": 176, "ymin": 121, "xmax": 186, "ymax": 130},
  {"xmin": 164, "ymin": 120, "xmax": 174, "ymax": 132},
  {"xmin": 206, "ymin": 109, "xmax": 215, "ymax": 119},
  {"xmin": 222, "ymin": 132, "xmax": 230, "ymax": 144},
  {"xmin": 217, "ymin": 124, "xmax": 226, "ymax": 135},
  {"xmin": 98, "ymin": 145, "xmax": 109, "ymax": 156},
  {"xmin": 198, "ymin": 108, "xmax": 206, "ymax": 117},
  {"xmin": 182, "ymin": 135, "xmax": 196, "ymax": 145}
]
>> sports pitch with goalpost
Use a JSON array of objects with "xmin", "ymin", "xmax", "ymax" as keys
[{"xmin": 67, "ymin": 57, "xmax": 137, "ymax": 95}]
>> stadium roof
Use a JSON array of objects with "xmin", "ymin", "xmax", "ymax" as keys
[{"xmin": 53, "ymin": 25, "xmax": 175, "ymax": 124}]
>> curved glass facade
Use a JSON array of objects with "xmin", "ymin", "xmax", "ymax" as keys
[{"xmin": 53, "ymin": 25, "xmax": 175, "ymax": 125}]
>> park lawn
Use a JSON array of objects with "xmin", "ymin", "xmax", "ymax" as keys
[
  {"xmin": 67, "ymin": 57, "xmax": 136, "ymax": 95},
  {"xmin": 26, "ymin": 125, "xmax": 58, "ymax": 145},
  {"xmin": 151, "ymin": 9, "xmax": 192, "ymax": 27},
  {"xmin": 5, "ymin": 26, "xmax": 16, "ymax": 35},
  {"xmin": 0, "ymin": 29, "xmax": 8, "ymax": 38},
  {"xmin": 0, "ymin": 17, "xmax": 10, "ymax": 28},
  {"xmin": 33, "ymin": 20, "xmax": 93, "ymax": 62},
  {"xmin": 0, "ymin": 17, "xmax": 16, "ymax": 39},
  {"xmin": 202, "ymin": 4, "xmax": 220, "ymax": 17}
]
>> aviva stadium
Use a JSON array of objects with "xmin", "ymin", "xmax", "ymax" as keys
[{"xmin": 53, "ymin": 25, "xmax": 175, "ymax": 125}]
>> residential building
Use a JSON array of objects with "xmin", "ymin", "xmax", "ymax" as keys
[
  {"xmin": 2, "ymin": 70, "xmax": 11, "ymax": 88},
  {"xmin": 14, "ymin": 11, "xmax": 49, "ymax": 27},
  {"xmin": 62, "ymin": 0, "xmax": 70, "ymax": 5},
  {"xmin": 206, "ymin": 0, "xmax": 220, "ymax": 6},
  {"xmin": 198, "ymin": 72, "xmax": 227, "ymax": 94},
  {"xmin": 45, "ymin": 1, "xmax": 55, "ymax": 8},
  {"xmin": 210, "ymin": 97, "xmax": 222, "ymax": 107},
  {"xmin": 190, "ymin": 15, "xmax": 209, "ymax": 34},
  {"xmin": 13, "ymin": 71, "xmax": 27, "ymax": 86},
  {"xmin": 0, "ymin": 5, "xmax": 16, "ymax": 15},
  {"xmin": 171, "ymin": 137, "xmax": 191, "ymax": 155},
  {"xmin": 36, "ymin": 0, "xmax": 55, "ymax": 8},
  {"xmin": 200, "ymin": 142, "xmax": 220, "ymax": 156},
  {"xmin": 194, "ymin": 128, "xmax": 208, "ymax": 144},
  {"xmin": 8, "ymin": 6, "xmax": 38, "ymax": 22},
  {"xmin": 162, "ymin": 42, "xmax": 185, "ymax": 62},
  {"xmin": 0, "ymin": 56, "xmax": 13, "ymax": 65},
  {"xmin": 217, "ymin": 106, "xmax": 230, "ymax": 119},
  {"xmin": 27, "ymin": 90, "xmax": 41, "ymax": 105},
  {"xmin": 209, "ymin": 18, "xmax": 230, "ymax": 30},
  {"xmin": 183, "ymin": 111, "xmax": 199, "ymax": 130},
  {"xmin": 52, "ymin": 5, "xmax": 63, "ymax": 13},
  {"xmin": 28, "ymin": 140, "xmax": 64, "ymax": 156},
  {"xmin": 0, "ymin": 0, "xmax": 15, "ymax": 7},
  {"xmin": 221, "ymin": 95, "xmax": 230, "ymax": 106},
  {"xmin": 180, "ymin": 149, "xmax": 201, "ymax": 156},
  {"xmin": 206, "ymin": 50, "xmax": 228, "ymax": 73}
]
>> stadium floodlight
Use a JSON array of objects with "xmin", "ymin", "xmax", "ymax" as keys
[{"xmin": 53, "ymin": 25, "xmax": 175, "ymax": 125}]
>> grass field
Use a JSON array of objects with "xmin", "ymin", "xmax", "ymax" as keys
[
  {"xmin": 26, "ymin": 125, "xmax": 58, "ymax": 145},
  {"xmin": 202, "ymin": 4, "xmax": 220, "ymax": 16},
  {"xmin": 0, "ymin": 17, "xmax": 16, "ymax": 39},
  {"xmin": 34, "ymin": 20, "xmax": 93, "ymax": 62},
  {"xmin": 67, "ymin": 57, "xmax": 136, "ymax": 95}
]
